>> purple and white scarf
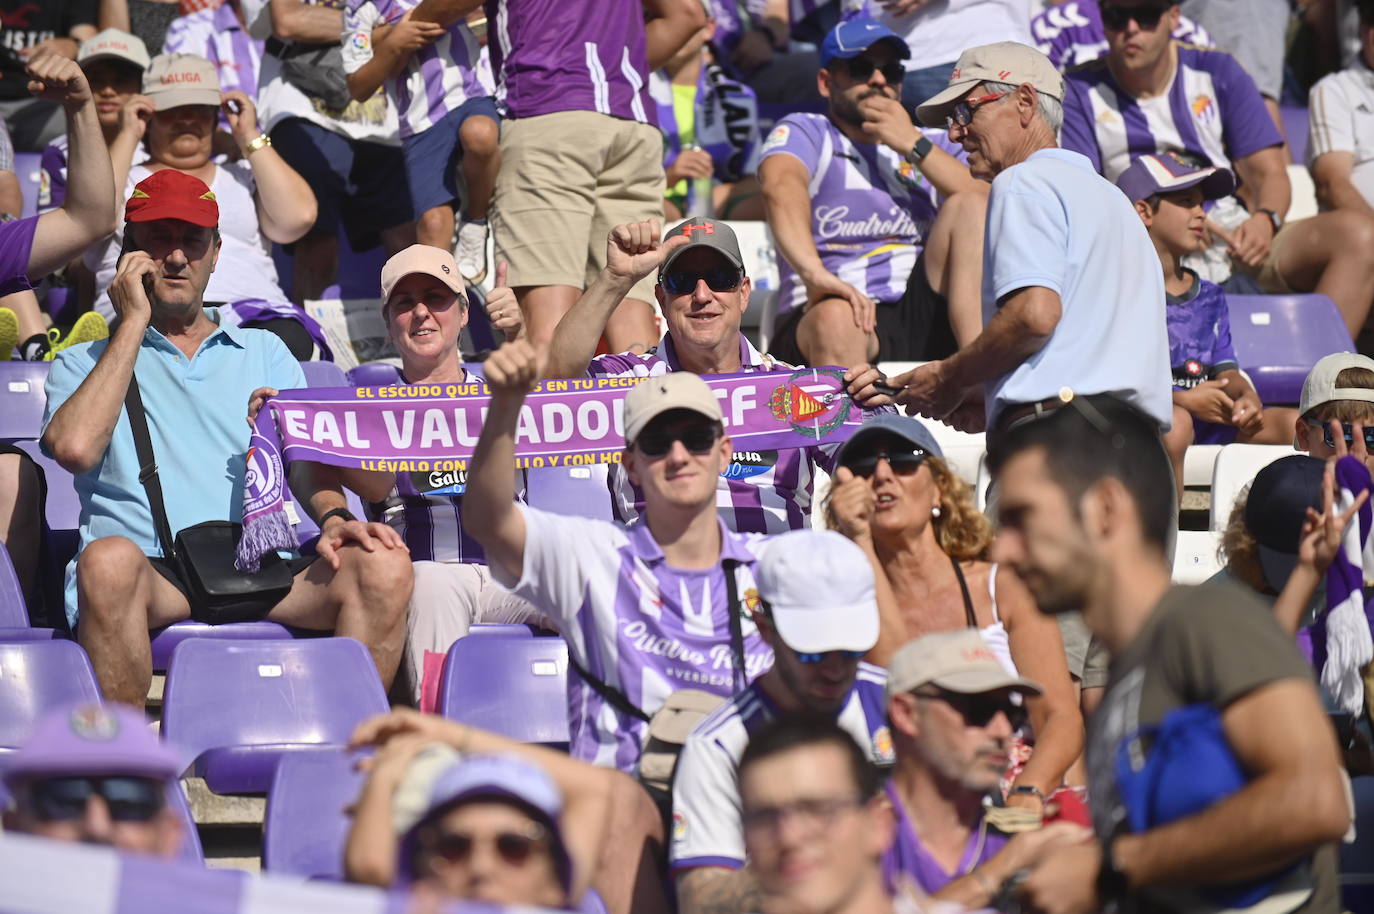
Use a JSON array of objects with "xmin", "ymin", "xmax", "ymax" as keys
[{"xmin": 1313, "ymin": 456, "xmax": 1374, "ymax": 715}]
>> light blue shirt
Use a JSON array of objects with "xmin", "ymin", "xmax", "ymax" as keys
[
  {"xmin": 42, "ymin": 309, "xmax": 306, "ymax": 624},
  {"xmin": 981, "ymin": 148, "xmax": 1171, "ymax": 429}
]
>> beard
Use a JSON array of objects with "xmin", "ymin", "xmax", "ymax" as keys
[{"xmin": 829, "ymin": 87, "xmax": 891, "ymax": 128}]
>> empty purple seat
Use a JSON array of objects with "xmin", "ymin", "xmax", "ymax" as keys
[
  {"xmin": 525, "ymin": 466, "xmax": 613, "ymax": 521},
  {"xmin": 0, "ymin": 640, "xmax": 101, "ymax": 748},
  {"xmin": 13, "ymin": 440, "xmax": 79, "ymax": 533},
  {"xmin": 437, "ymin": 635, "xmax": 569, "ymax": 747},
  {"xmin": 1227, "ymin": 294, "xmax": 1355, "ymax": 405},
  {"xmin": 149, "ymin": 620, "xmax": 298, "ymax": 673},
  {"xmin": 0, "ymin": 627, "xmax": 60, "ymax": 642},
  {"xmin": 262, "ymin": 748, "xmax": 364, "ymax": 879},
  {"xmin": 161, "ymin": 637, "xmax": 388, "ymax": 794},
  {"xmin": 345, "ymin": 361, "xmax": 402, "ymax": 387},
  {"xmin": 0, "ymin": 362, "xmax": 49, "ymax": 440},
  {"xmin": 299, "ymin": 360, "xmax": 349, "ymax": 388}
]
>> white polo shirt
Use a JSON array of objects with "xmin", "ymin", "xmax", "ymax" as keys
[{"xmin": 1309, "ymin": 58, "xmax": 1374, "ymax": 209}]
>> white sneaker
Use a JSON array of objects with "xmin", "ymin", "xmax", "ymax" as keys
[{"xmin": 455, "ymin": 220, "xmax": 489, "ymax": 284}]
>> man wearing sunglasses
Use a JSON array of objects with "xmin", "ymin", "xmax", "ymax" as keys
[
  {"xmin": 1059, "ymin": 0, "xmax": 1374, "ymax": 342},
  {"xmin": 758, "ymin": 16, "xmax": 991, "ymax": 370},
  {"xmin": 671, "ymin": 529, "xmax": 888, "ymax": 914},
  {"xmin": 2, "ymin": 702, "xmax": 185, "ymax": 859}
]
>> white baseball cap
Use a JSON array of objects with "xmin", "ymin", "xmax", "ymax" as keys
[
  {"xmin": 915, "ymin": 41, "xmax": 1064, "ymax": 127},
  {"xmin": 885, "ymin": 629, "xmax": 1042, "ymax": 701},
  {"xmin": 754, "ymin": 530, "xmax": 880, "ymax": 655},
  {"xmin": 1298, "ymin": 352, "xmax": 1374, "ymax": 417},
  {"xmin": 622, "ymin": 372, "xmax": 723, "ymax": 444},
  {"xmin": 79, "ymin": 29, "xmax": 151, "ymax": 71}
]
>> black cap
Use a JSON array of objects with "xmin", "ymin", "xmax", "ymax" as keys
[
  {"xmin": 1244, "ymin": 455, "xmax": 1325, "ymax": 592},
  {"xmin": 659, "ymin": 218, "xmax": 746, "ymax": 280}
]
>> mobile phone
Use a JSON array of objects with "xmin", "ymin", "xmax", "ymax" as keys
[
  {"xmin": 871, "ymin": 380, "xmax": 905, "ymax": 397},
  {"xmin": 118, "ymin": 231, "xmax": 155, "ymax": 298}
]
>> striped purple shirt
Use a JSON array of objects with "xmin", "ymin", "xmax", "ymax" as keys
[
  {"xmin": 163, "ymin": 4, "xmax": 264, "ymax": 101},
  {"xmin": 1031, "ymin": 0, "xmax": 1212, "ymax": 71},
  {"xmin": 484, "ymin": 0, "xmax": 655, "ymax": 124},
  {"xmin": 342, "ymin": 0, "xmax": 487, "ymax": 140}
]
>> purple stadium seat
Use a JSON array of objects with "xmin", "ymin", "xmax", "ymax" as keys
[
  {"xmin": 0, "ymin": 627, "xmax": 61, "ymax": 642},
  {"xmin": 0, "ymin": 640, "xmax": 101, "ymax": 748},
  {"xmin": 468, "ymin": 623, "xmax": 535, "ymax": 637},
  {"xmin": 524, "ymin": 466, "xmax": 613, "ymax": 521},
  {"xmin": 346, "ymin": 361, "xmax": 403, "ymax": 387},
  {"xmin": 13, "ymin": 440, "xmax": 79, "ymax": 534},
  {"xmin": 1280, "ymin": 105, "xmax": 1308, "ymax": 166},
  {"xmin": 1226, "ymin": 294, "xmax": 1355, "ymax": 405},
  {"xmin": 262, "ymin": 748, "xmax": 364, "ymax": 880},
  {"xmin": 149, "ymin": 620, "xmax": 297, "ymax": 673},
  {"xmin": 15, "ymin": 152, "xmax": 40, "ymax": 218},
  {"xmin": 0, "ymin": 547, "xmax": 26, "ymax": 627},
  {"xmin": 161, "ymin": 637, "xmax": 388, "ymax": 794},
  {"xmin": 437, "ymin": 635, "xmax": 569, "ymax": 747},
  {"xmin": 0, "ymin": 361, "xmax": 49, "ymax": 440},
  {"xmin": 299, "ymin": 360, "xmax": 349, "ymax": 388}
]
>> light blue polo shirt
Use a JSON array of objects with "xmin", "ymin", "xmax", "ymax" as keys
[
  {"xmin": 42, "ymin": 309, "xmax": 306, "ymax": 625},
  {"xmin": 981, "ymin": 147, "xmax": 1171, "ymax": 429}
]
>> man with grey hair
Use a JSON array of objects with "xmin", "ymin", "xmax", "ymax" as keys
[{"xmin": 847, "ymin": 41, "xmax": 1170, "ymax": 445}]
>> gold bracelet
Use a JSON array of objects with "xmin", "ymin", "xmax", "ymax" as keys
[{"xmin": 244, "ymin": 133, "xmax": 273, "ymax": 156}]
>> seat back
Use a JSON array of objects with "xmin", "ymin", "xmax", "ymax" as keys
[
  {"xmin": 0, "ymin": 547, "xmax": 26, "ymax": 627},
  {"xmin": 525, "ymin": 466, "xmax": 613, "ymax": 521},
  {"xmin": 14, "ymin": 440, "xmax": 80, "ymax": 533},
  {"xmin": 298, "ymin": 360, "xmax": 349, "ymax": 388},
  {"xmin": 1226, "ymin": 295, "xmax": 1354, "ymax": 406},
  {"xmin": 161, "ymin": 638, "xmax": 388, "ymax": 774},
  {"xmin": 345, "ymin": 361, "xmax": 403, "ymax": 388},
  {"xmin": 438, "ymin": 635, "xmax": 570, "ymax": 746},
  {"xmin": 0, "ymin": 640, "xmax": 101, "ymax": 748},
  {"xmin": 0, "ymin": 362, "xmax": 49, "ymax": 441},
  {"xmin": 1172, "ymin": 530, "xmax": 1223, "ymax": 584},
  {"xmin": 149, "ymin": 620, "xmax": 297, "ymax": 673},
  {"xmin": 263, "ymin": 748, "xmax": 363, "ymax": 880},
  {"xmin": 1280, "ymin": 105, "xmax": 1308, "ymax": 166},
  {"xmin": 1209, "ymin": 444, "xmax": 1293, "ymax": 533}
]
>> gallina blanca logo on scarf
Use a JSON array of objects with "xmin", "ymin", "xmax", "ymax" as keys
[{"xmin": 415, "ymin": 467, "xmax": 466, "ymax": 497}]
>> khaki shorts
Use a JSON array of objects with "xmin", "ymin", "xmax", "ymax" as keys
[
  {"xmin": 1057, "ymin": 611, "xmax": 1110, "ymax": 690},
  {"xmin": 492, "ymin": 110, "xmax": 664, "ymax": 303},
  {"xmin": 1236, "ymin": 219, "xmax": 1300, "ymax": 294}
]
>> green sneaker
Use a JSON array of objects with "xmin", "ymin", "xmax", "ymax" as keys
[
  {"xmin": 43, "ymin": 311, "xmax": 110, "ymax": 361},
  {"xmin": 0, "ymin": 307, "xmax": 17, "ymax": 361}
]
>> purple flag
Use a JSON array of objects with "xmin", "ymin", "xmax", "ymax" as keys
[{"xmin": 1314, "ymin": 456, "xmax": 1374, "ymax": 714}]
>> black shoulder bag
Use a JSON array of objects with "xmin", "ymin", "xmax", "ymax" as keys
[{"xmin": 125, "ymin": 377, "xmax": 293, "ymax": 624}]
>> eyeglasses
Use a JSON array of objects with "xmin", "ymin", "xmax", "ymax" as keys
[
  {"xmin": 913, "ymin": 689, "xmax": 1028, "ymax": 730},
  {"xmin": 795, "ymin": 649, "xmax": 867, "ymax": 664},
  {"xmin": 1100, "ymin": 3, "xmax": 1168, "ymax": 31},
  {"xmin": 425, "ymin": 825, "xmax": 551, "ymax": 867},
  {"xmin": 841, "ymin": 56, "xmax": 906, "ymax": 87},
  {"xmin": 26, "ymin": 775, "xmax": 166, "ymax": 823},
  {"xmin": 946, "ymin": 91, "xmax": 1007, "ymax": 129},
  {"xmin": 635, "ymin": 424, "xmax": 722, "ymax": 458},
  {"xmin": 1308, "ymin": 419, "xmax": 1374, "ymax": 450},
  {"xmin": 742, "ymin": 795, "xmax": 865, "ymax": 835},
  {"xmin": 661, "ymin": 266, "xmax": 744, "ymax": 296},
  {"xmin": 840, "ymin": 447, "xmax": 928, "ymax": 478}
]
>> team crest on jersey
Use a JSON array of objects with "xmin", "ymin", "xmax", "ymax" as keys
[
  {"xmin": 1191, "ymin": 94, "xmax": 1216, "ymax": 123},
  {"xmin": 872, "ymin": 725, "xmax": 895, "ymax": 765},
  {"xmin": 762, "ymin": 124, "xmax": 790, "ymax": 153},
  {"xmin": 768, "ymin": 368, "xmax": 852, "ymax": 439},
  {"xmin": 742, "ymin": 587, "xmax": 763, "ymax": 617},
  {"xmin": 1095, "ymin": 108, "xmax": 1121, "ymax": 126},
  {"xmin": 673, "ymin": 811, "xmax": 688, "ymax": 841},
  {"xmin": 895, "ymin": 159, "xmax": 921, "ymax": 190}
]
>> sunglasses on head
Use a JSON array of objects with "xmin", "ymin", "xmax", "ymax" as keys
[
  {"xmin": 841, "ymin": 447, "xmax": 928, "ymax": 478},
  {"xmin": 661, "ymin": 265, "xmax": 743, "ymax": 296},
  {"xmin": 1309, "ymin": 419, "xmax": 1374, "ymax": 449},
  {"xmin": 26, "ymin": 775, "xmax": 166, "ymax": 823},
  {"xmin": 914, "ymin": 688, "xmax": 1028, "ymax": 730},
  {"xmin": 635, "ymin": 424, "xmax": 721, "ymax": 458},
  {"xmin": 841, "ymin": 56, "xmax": 906, "ymax": 86},
  {"xmin": 795, "ymin": 649, "xmax": 867, "ymax": 664},
  {"xmin": 426, "ymin": 827, "xmax": 550, "ymax": 867},
  {"xmin": 1100, "ymin": 3, "xmax": 1168, "ymax": 31}
]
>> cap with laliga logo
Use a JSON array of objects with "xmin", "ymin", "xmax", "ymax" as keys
[
  {"xmin": 143, "ymin": 52, "xmax": 222, "ymax": 111},
  {"xmin": 659, "ymin": 218, "xmax": 746, "ymax": 279},
  {"xmin": 380, "ymin": 244, "xmax": 467, "ymax": 303},
  {"xmin": 79, "ymin": 29, "xmax": 151, "ymax": 71},
  {"xmin": 915, "ymin": 41, "xmax": 1064, "ymax": 127}
]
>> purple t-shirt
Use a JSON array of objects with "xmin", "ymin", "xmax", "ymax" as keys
[
  {"xmin": 0, "ymin": 216, "xmax": 38, "ymax": 297},
  {"xmin": 1031, "ymin": 0, "xmax": 1212, "ymax": 71},
  {"xmin": 882, "ymin": 783, "xmax": 1010, "ymax": 897},
  {"xmin": 1168, "ymin": 273, "xmax": 1239, "ymax": 445},
  {"xmin": 758, "ymin": 113, "xmax": 964, "ymax": 314},
  {"xmin": 484, "ymin": 0, "xmax": 655, "ymax": 124}
]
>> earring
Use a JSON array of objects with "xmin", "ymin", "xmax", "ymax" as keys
[{"xmin": 931, "ymin": 506, "xmax": 942, "ymax": 519}]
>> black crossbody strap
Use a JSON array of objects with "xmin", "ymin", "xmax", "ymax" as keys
[
  {"xmin": 950, "ymin": 552, "xmax": 977, "ymax": 628},
  {"xmin": 124, "ymin": 377, "xmax": 177, "ymax": 562},
  {"xmin": 564, "ymin": 650, "xmax": 653, "ymax": 724}
]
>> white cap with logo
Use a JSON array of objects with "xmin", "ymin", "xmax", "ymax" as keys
[
  {"xmin": 622, "ymin": 372, "xmax": 723, "ymax": 445},
  {"xmin": 754, "ymin": 530, "xmax": 880, "ymax": 655},
  {"xmin": 79, "ymin": 29, "xmax": 151, "ymax": 71},
  {"xmin": 885, "ymin": 629, "xmax": 1042, "ymax": 702},
  {"xmin": 143, "ymin": 53, "xmax": 222, "ymax": 110},
  {"xmin": 915, "ymin": 41, "xmax": 1064, "ymax": 127}
]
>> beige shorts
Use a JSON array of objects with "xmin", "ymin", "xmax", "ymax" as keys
[
  {"xmin": 1235, "ymin": 219, "xmax": 1300, "ymax": 294},
  {"xmin": 492, "ymin": 110, "xmax": 664, "ymax": 303}
]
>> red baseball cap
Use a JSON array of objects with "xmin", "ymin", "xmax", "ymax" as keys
[{"xmin": 124, "ymin": 169, "xmax": 219, "ymax": 227}]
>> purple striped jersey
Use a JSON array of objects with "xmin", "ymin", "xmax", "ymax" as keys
[
  {"xmin": 492, "ymin": 505, "xmax": 773, "ymax": 771},
  {"xmin": 758, "ymin": 113, "xmax": 964, "ymax": 316},
  {"xmin": 483, "ymin": 0, "xmax": 655, "ymax": 124},
  {"xmin": 163, "ymin": 4, "xmax": 264, "ymax": 102},
  {"xmin": 342, "ymin": 0, "xmax": 488, "ymax": 139},
  {"xmin": 1031, "ymin": 0, "xmax": 1212, "ymax": 71},
  {"xmin": 588, "ymin": 333, "xmax": 879, "ymax": 534}
]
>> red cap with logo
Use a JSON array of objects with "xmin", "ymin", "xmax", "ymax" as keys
[{"xmin": 124, "ymin": 169, "xmax": 219, "ymax": 228}]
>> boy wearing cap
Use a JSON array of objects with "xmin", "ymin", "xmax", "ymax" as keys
[
  {"xmin": 1295, "ymin": 352, "xmax": 1374, "ymax": 471},
  {"xmin": 671, "ymin": 528, "xmax": 888, "ymax": 914},
  {"xmin": 3, "ymin": 702, "xmax": 185, "ymax": 859},
  {"xmin": 42, "ymin": 169, "xmax": 412, "ymax": 708},
  {"xmin": 1117, "ymin": 153, "xmax": 1297, "ymax": 500}
]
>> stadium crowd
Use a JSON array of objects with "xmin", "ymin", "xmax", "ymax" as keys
[{"xmin": 1, "ymin": 0, "xmax": 1373, "ymax": 912}]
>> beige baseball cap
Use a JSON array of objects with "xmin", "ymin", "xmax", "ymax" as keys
[
  {"xmin": 380, "ymin": 244, "xmax": 466, "ymax": 304},
  {"xmin": 79, "ymin": 29, "xmax": 150, "ymax": 71},
  {"xmin": 622, "ymin": 372, "xmax": 723, "ymax": 445},
  {"xmin": 143, "ymin": 53, "xmax": 222, "ymax": 110},
  {"xmin": 1298, "ymin": 352, "xmax": 1374, "ymax": 417},
  {"xmin": 885, "ymin": 629, "xmax": 1042, "ymax": 701},
  {"xmin": 915, "ymin": 41, "xmax": 1064, "ymax": 127}
]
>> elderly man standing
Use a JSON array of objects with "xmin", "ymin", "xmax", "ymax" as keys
[{"xmin": 849, "ymin": 42, "xmax": 1170, "ymax": 441}]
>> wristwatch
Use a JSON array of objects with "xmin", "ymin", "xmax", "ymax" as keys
[
  {"xmin": 1095, "ymin": 836, "xmax": 1128, "ymax": 906},
  {"xmin": 244, "ymin": 133, "xmax": 273, "ymax": 156},
  {"xmin": 319, "ymin": 507, "xmax": 357, "ymax": 527},
  {"xmin": 1258, "ymin": 207, "xmax": 1283, "ymax": 233},
  {"xmin": 1009, "ymin": 784, "xmax": 1045, "ymax": 803},
  {"xmin": 906, "ymin": 135, "xmax": 934, "ymax": 165}
]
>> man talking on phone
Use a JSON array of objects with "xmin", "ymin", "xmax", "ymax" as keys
[{"xmin": 40, "ymin": 168, "xmax": 413, "ymax": 708}]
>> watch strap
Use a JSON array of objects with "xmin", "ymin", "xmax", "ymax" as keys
[
  {"xmin": 1259, "ymin": 207, "xmax": 1282, "ymax": 232},
  {"xmin": 319, "ymin": 507, "xmax": 356, "ymax": 527},
  {"xmin": 908, "ymin": 135, "xmax": 934, "ymax": 164}
]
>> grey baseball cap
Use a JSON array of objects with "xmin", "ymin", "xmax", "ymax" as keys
[{"xmin": 659, "ymin": 218, "xmax": 746, "ymax": 279}]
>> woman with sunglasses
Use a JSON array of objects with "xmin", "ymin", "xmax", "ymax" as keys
[{"xmin": 826, "ymin": 414, "xmax": 1082, "ymax": 812}]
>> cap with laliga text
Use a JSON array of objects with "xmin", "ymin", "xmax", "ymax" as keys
[
  {"xmin": 380, "ymin": 244, "xmax": 467, "ymax": 304},
  {"xmin": 143, "ymin": 52, "xmax": 221, "ymax": 111},
  {"xmin": 916, "ymin": 41, "xmax": 1063, "ymax": 127},
  {"xmin": 659, "ymin": 218, "xmax": 746, "ymax": 280},
  {"xmin": 755, "ymin": 530, "xmax": 880, "ymax": 654},
  {"xmin": 3, "ymin": 702, "xmax": 185, "ymax": 788},
  {"xmin": 125, "ymin": 169, "xmax": 219, "ymax": 227},
  {"xmin": 622, "ymin": 372, "xmax": 723, "ymax": 445},
  {"xmin": 79, "ymin": 29, "xmax": 151, "ymax": 71},
  {"xmin": 885, "ymin": 629, "xmax": 1042, "ymax": 702}
]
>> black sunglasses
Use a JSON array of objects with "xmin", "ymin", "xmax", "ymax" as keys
[
  {"xmin": 27, "ymin": 775, "xmax": 166, "ymax": 823},
  {"xmin": 661, "ymin": 266, "xmax": 743, "ymax": 296},
  {"xmin": 1100, "ymin": 3, "xmax": 1168, "ymax": 31},
  {"xmin": 841, "ymin": 56, "xmax": 906, "ymax": 86},
  {"xmin": 635, "ymin": 424, "xmax": 721, "ymax": 458},
  {"xmin": 1309, "ymin": 419, "xmax": 1374, "ymax": 450},
  {"xmin": 841, "ymin": 447, "xmax": 928, "ymax": 478},
  {"xmin": 914, "ymin": 689, "xmax": 1028, "ymax": 730},
  {"xmin": 427, "ymin": 828, "xmax": 549, "ymax": 867}
]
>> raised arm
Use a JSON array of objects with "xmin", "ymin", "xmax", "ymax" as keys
[
  {"xmin": 824, "ymin": 466, "xmax": 909, "ymax": 666},
  {"xmin": 221, "ymin": 91, "xmax": 318, "ymax": 243},
  {"xmin": 856, "ymin": 94, "xmax": 987, "ymax": 199},
  {"xmin": 269, "ymin": 0, "xmax": 346, "ymax": 42},
  {"xmin": 27, "ymin": 56, "xmax": 117, "ymax": 278},
  {"xmin": 643, "ymin": 0, "xmax": 707, "ymax": 70}
]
